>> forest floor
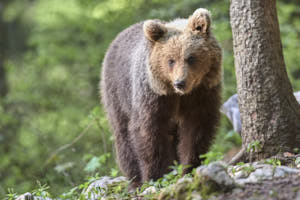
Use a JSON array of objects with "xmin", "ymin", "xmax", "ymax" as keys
[{"xmin": 15, "ymin": 155, "xmax": 300, "ymax": 200}]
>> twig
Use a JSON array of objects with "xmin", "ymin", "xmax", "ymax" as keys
[
  {"xmin": 95, "ymin": 118, "xmax": 108, "ymax": 153},
  {"xmin": 228, "ymin": 146, "xmax": 246, "ymax": 165},
  {"xmin": 44, "ymin": 120, "xmax": 94, "ymax": 167}
]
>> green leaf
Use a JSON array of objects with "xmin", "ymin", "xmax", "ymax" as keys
[{"xmin": 84, "ymin": 157, "xmax": 101, "ymax": 173}]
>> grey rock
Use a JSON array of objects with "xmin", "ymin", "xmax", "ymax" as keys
[
  {"xmin": 295, "ymin": 157, "xmax": 300, "ymax": 165},
  {"xmin": 232, "ymin": 165, "xmax": 274, "ymax": 185},
  {"xmin": 295, "ymin": 189, "xmax": 300, "ymax": 200},
  {"xmin": 229, "ymin": 163, "xmax": 300, "ymax": 185},
  {"xmin": 274, "ymin": 166, "xmax": 300, "ymax": 177},
  {"xmin": 221, "ymin": 92, "xmax": 300, "ymax": 134},
  {"xmin": 16, "ymin": 193, "xmax": 34, "ymax": 200},
  {"xmin": 196, "ymin": 161, "xmax": 235, "ymax": 189},
  {"xmin": 83, "ymin": 176, "xmax": 127, "ymax": 200},
  {"xmin": 190, "ymin": 192, "xmax": 203, "ymax": 200},
  {"xmin": 33, "ymin": 197, "xmax": 52, "ymax": 200},
  {"xmin": 16, "ymin": 193, "xmax": 52, "ymax": 200},
  {"xmin": 221, "ymin": 94, "xmax": 241, "ymax": 134},
  {"xmin": 176, "ymin": 177, "xmax": 193, "ymax": 184},
  {"xmin": 232, "ymin": 188, "xmax": 243, "ymax": 194},
  {"xmin": 140, "ymin": 186, "xmax": 157, "ymax": 196}
]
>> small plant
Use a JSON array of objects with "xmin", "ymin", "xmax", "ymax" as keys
[
  {"xmin": 231, "ymin": 167, "xmax": 237, "ymax": 174},
  {"xmin": 237, "ymin": 162, "xmax": 245, "ymax": 166},
  {"xmin": 200, "ymin": 151, "xmax": 223, "ymax": 165},
  {"xmin": 231, "ymin": 162, "xmax": 255, "ymax": 175},
  {"xmin": 137, "ymin": 161, "xmax": 191, "ymax": 198},
  {"xmin": 99, "ymin": 181, "xmax": 132, "ymax": 199},
  {"xmin": 110, "ymin": 168, "xmax": 119, "ymax": 177},
  {"xmin": 60, "ymin": 186, "xmax": 80, "ymax": 199},
  {"xmin": 247, "ymin": 140, "xmax": 262, "ymax": 153},
  {"xmin": 269, "ymin": 189, "xmax": 278, "ymax": 198},
  {"xmin": 32, "ymin": 181, "xmax": 51, "ymax": 198},
  {"xmin": 231, "ymin": 162, "xmax": 244, "ymax": 174},
  {"xmin": 264, "ymin": 158, "xmax": 281, "ymax": 166},
  {"xmin": 240, "ymin": 165, "xmax": 255, "ymax": 174},
  {"xmin": 84, "ymin": 153, "xmax": 111, "ymax": 173},
  {"xmin": 5, "ymin": 188, "xmax": 18, "ymax": 200},
  {"xmin": 293, "ymin": 148, "xmax": 299, "ymax": 154}
]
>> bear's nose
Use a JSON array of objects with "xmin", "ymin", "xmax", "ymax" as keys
[{"xmin": 174, "ymin": 80, "xmax": 186, "ymax": 90}]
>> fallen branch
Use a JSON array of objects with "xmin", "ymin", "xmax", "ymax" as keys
[{"xmin": 44, "ymin": 120, "xmax": 94, "ymax": 167}]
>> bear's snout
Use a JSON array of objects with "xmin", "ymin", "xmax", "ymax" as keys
[{"xmin": 173, "ymin": 80, "xmax": 186, "ymax": 92}]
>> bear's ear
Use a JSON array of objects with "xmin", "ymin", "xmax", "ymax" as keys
[
  {"xmin": 143, "ymin": 20, "xmax": 167, "ymax": 42},
  {"xmin": 187, "ymin": 8, "xmax": 211, "ymax": 34}
]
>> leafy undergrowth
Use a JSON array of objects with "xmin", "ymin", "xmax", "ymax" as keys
[
  {"xmin": 6, "ymin": 163, "xmax": 226, "ymax": 200},
  {"xmin": 7, "ymin": 152, "xmax": 300, "ymax": 200}
]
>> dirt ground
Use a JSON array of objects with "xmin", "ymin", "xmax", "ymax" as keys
[{"xmin": 218, "ymin": 174, "xmax": 300, "ymax": 200}]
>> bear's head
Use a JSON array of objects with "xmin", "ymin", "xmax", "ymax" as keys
[{"xmin": 143, "ymin": 8, "xmax": 222, "ymax": 95}]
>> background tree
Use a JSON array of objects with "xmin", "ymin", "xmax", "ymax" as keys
[
  {"xmin": 0, "ymin": 0, "xmax": 8, "ymax": 98},
  {"xmin": 230, "ymin": 0, "xmax": 300, "ymax": 161}
]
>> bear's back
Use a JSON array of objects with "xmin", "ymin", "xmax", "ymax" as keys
[{"xmin": 100, "ymin": 22, "xmax": 146, "ymax": 115}]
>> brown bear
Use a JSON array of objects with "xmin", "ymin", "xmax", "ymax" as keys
[{"xmin": 100, "ymin": 8, "xmax": 222, "ymax": 188}]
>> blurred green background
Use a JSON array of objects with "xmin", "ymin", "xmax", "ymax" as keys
[{"xmin": 0, "ymin": 0, "xmax": 299, "ymax": 197}]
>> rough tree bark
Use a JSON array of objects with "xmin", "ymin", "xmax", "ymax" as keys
[{"xmin": 230, "ymin": 0, "xmax": 300, "ymax": 161}]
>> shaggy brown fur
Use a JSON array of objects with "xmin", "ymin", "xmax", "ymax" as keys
[{"xmin": 100, "ymin": 8, "xmax": 222, "ymax": 188}]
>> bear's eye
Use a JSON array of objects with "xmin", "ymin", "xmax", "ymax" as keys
[
  {"xmin": 168, "ymin": 59, "xmax": 175, "ymax": 68},
  {"xmin": 186, "ymin": 56, "xmax": 197, "ymax": 65}
]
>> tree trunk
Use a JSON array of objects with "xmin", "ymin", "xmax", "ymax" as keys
[
  {"xmin": 230, "ymin": 0, "xmax": 300, "ymax": 161},
  {"xmin": 0, "ymin": 1, "xmax": 8, "ymax": 98}
]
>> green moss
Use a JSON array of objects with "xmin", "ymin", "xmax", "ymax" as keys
[{"xmin": 195, "ymin": 176, "xmax": 221, "ymax": 200}]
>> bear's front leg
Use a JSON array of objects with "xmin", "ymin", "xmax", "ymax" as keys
[
  {"xmin": 129, "ymin": 108, "xmax": 177, "ymax": 183},
  {"xmin": 178, "ymin": 107, "xmax": 220, "ymax": 174}
]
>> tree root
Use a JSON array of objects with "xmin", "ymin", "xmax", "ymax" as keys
[{"xmin": 228, "ymin": 146, "xmax": 246, "ymax": 165}]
